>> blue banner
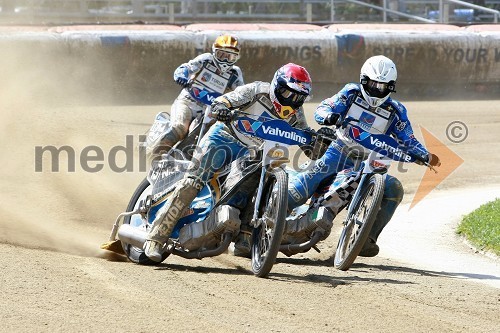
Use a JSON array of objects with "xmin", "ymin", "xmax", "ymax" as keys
[
  {"xmin": 189, "ymin": 87, "xmax": 221, "ymax": 105},
  {"xmin": 236, "ymin": 118, "xmax": 313, "ymax": 146},
  {"xmin": 348, "ymin": 125, "xmax": 416, "ymax": 163}
]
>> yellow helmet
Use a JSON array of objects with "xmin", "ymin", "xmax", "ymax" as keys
[{"xmin": 212, "ymin": 35, "xmax": 240, "ymax": 72}]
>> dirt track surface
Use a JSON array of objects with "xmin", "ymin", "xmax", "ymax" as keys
[{"xmin": 1, "ymin": 97, "xmax": 499, "ymax": 332}]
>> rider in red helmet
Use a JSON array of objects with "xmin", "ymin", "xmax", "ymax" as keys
[{"xmin": 143, "ymin": 63, "xmax": 314, "ymax": 261}]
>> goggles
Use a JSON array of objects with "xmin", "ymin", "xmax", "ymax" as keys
[
  {"xmin": 214, "ymin": 49, "xmax": 239, "ymax": 63},
  {"xmin": 364, "ymin": 79, "xmax": 395, "ymax": 98},
  {"xmin": 276, "ymin": 86, "xmax": 308, "ymax": 106}
]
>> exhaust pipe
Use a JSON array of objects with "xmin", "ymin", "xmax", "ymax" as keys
[
  {"xmin": 279, "ymin": 231, "xmax": 324, "ymax": 256},
  {"xmin": 170, "ymin": 232, "xmax": 233, "ymax": 259},
  {"xmin": 117, "ymin": 224, "xmax": 148, "ymax": 249}
]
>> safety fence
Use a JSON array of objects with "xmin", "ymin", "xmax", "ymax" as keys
[{"xmin": 1, "ymin": 23, "xmax": 499, "ymax": 104}]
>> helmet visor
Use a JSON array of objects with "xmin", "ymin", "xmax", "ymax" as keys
[
  {"xmin": 276, "ymin": 86, "xmax": 307, "ymax": 107},
  {"xmin": 214, "ymin": 49, "xmax": 239, "ymax": 63},
  {"xmin": 364, "ymin": 79, "xmax": 393, "ymax": 98}
]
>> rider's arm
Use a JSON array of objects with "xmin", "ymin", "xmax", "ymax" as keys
[
  {"xmin": 389, "ymin": 101, "xmax": 431, "ymax": 162},
  {"xmin": 214, "ymin": 81, "xmax": 267, "ymax": 110},
  {"xmin": 173, "ymin": 53, "xmax": 212, "ymax": 82},
  {"xmin": 314, "ymin": 84, "xmax": 356, "ymax": 126}
]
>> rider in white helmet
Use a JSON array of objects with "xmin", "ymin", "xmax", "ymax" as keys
[
  {"xmin": 359, "ymin": 55, "xmax": 397, "ymax": 108},
  {"xmin": 288, "ymin": 55, "xmax": 441, "ymax": 257}
]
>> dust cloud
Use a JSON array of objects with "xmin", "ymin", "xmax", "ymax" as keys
[{"xmin": 0, "ymin": 42, "xmax": 155, "ymax": 257}]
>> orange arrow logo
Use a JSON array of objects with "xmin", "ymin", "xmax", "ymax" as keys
[{"xmin": 410, "ymin": 126, "xmax": 464, "ymax": 209}]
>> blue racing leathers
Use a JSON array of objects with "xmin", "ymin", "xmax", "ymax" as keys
[{"xmin": 288, "ymin": 83, "xmax": 430, "ymax": 242}]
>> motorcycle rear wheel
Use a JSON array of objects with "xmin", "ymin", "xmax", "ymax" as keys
[
  {"xmin": 122, "ymin": 178, "xmax": 169, "ymax": 265},
  {"xmin": 251, "ymin": 168, "xmax": 288, "ymax": 278},
  {"xmin": 334, "ymin": 174, "xmax": 384, "ymax": 271}
]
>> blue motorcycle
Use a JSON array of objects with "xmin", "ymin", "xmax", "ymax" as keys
[
  {"xmin": 278, "ymin": 118, "xmax": 437, "ymax": 271},
  {"xmin": 102, "ymin": 113, "xmax": 316, "ymax": 278}
]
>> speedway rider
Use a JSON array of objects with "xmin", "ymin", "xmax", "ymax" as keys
[
  {"xmin": 153, "ymin": 34, "xmax": 244, "ymax": 156},
  {"xmin": 287, "ymin": 55, "xmax": 441, "ymax": 257},
  {"xmin": 143, "ymin": 63, "xmax": 313, "ymax": 262}
]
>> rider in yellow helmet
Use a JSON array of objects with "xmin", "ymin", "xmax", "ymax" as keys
[{"xmin": 154, "ymin": 35, "xmax": 244, "ymax": 157}]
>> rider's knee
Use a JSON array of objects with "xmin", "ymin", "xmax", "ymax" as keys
[
  {"xmin": 169, "ymin": 123, "xmax": 189, "ymax": 142},
  {"xmin": 384, "ymin": 176, "xmax": 404, "ymax": 204}
]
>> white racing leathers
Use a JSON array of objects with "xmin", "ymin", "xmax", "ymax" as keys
[
  {"xmin": 164, "ymin": 53, "xmax": 244, "ymax": 147},
  {"xmin": 221, "ymin": 81, "xmax": 310, "ymax": 147},
  {"xmin": 146, "ymin": 81, "xmax": 309, "ymax": 246}
]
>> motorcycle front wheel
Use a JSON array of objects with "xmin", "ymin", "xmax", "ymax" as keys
[
  {"xmin": 251, "ymin": 168, "xmax": 288, "ymax": 278},
  {"xmin": 334, "ymin": 173, "xmax": 384, "ymax": 271}
]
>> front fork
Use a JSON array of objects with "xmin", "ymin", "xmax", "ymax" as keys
[
  {"xmin": 251, "ymin": 166, "xmax": 267, "ymax": 227},
  {"xmin": 345, "ymin": 173, "xmax": 368, "ymax": 223}
]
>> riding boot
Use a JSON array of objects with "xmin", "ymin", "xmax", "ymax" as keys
[
  {"xmin": 144, "ymin": 177, "xmax": 203, "ymax": 262},
  {"xmin": 359, "ymin": 176, "xmax": 404, "ymax": 257}
]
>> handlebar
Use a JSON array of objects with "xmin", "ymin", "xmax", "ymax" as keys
[{"xmin": 412, "ymin": 153, "xmax": 438, "ymax": 173}]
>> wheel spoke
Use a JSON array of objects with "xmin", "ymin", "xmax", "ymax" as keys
[{"xmin": 334, "ymin": 175, "xmax": 385, "ymax": 271}]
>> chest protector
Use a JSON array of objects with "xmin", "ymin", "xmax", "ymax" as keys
[
  {"xmin": 336, "ymin": 94, "xmax": 395, "ymax": 155},
  {"xmin": 229, "ymin": 94, "xmax": 283, "ymax": 147},
  {"xmin": 189, "ymin": 63, "xmax": 233, "ymax": 102}
]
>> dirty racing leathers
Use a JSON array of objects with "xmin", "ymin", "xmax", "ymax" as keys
[
  {"xmin": 288, "ymin": 83, "xmax": 430, "ymax": 243},
  {"xmin": 145, "ymin": 82, "xmax": 309, "ymax": 259},
  {"xmin": 163, "ymin": 53, "xmax": 244, "ymax": 148}
]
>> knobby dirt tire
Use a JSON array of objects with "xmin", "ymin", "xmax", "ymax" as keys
[
  {"xmin": 334, "ymin": 174, "xmax": 384, "ymax": 271},
  {"xmin": 251, "ymin": 168, "xmax": 288, "ymax": 278},
  {"xmin": 122, "ymin": 177, "xmax": 169, "ymax": 265}
]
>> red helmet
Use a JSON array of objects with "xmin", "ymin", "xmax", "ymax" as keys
[{"xmin": 270, "ymin": 63, "xmax": 312, "ymax": 119}]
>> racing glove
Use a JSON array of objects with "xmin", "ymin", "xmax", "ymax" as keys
[
  {"xmin": 307, "ymin": 127, "xmax": 336, "ymax": 160},
  {"xmin": 173, "ymin": 67, "xmax": 190, "ymax": 88},
  {"xmin": 316, "ymin": 126, "xmax": 336, "ymax": 139},
  {"xmin": 322, "ymin": 113, "xmax": 341, "ymax": 126},
  {"xmin": 211, "ymin": 102, "xmax": 233, "ymax": 122},
  {"xmin": 428, "ymin": 153, "xmax": 441, "ymax": 167},
  {"xmin": 415, "ymin": 152, "xmax": 441, "ymax": 167}
]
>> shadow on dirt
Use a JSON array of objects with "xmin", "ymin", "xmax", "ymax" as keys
[
  {"xmin": 351, "ymin": 262, "xmax": 500, "ymax": 282},
  {"xmin": 150, "ymin": 259, "xmax": 411, "ymax": 287},
  {"xmin": 105, "ymin": 254, "xmax": 499, "ymax": 286},
  {"xmin": 269, "ymin": 272, "xmax": 411, "ymax": 287},
  {"xmin": 276, "ymin": 256, "xmax": 334, "ymax": 267},
  {"xmin": 154, "ymin": 263, "xmax": 251, "ymax": 276}
]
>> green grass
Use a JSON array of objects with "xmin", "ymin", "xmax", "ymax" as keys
[{"xmin": 457, "ymin": 198, "xmax": 500, "ymax": 256}]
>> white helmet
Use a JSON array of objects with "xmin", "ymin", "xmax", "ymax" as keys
[{"xmin": 360, "ymin": 55, "xmax": 397, "ymax": 107}]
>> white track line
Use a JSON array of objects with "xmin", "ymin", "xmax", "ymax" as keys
[{"xmin": 379, "ymin": 186, "xmax": 500, "ymax": 289}]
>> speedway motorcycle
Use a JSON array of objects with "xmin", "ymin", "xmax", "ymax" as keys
[
  {"xmin": 102, "ymin": 112, "xmax": 315, "ymax": 278},
  {"xmin": 279, "ymin": 118, "xmax": 437, "ymax": 271}
]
